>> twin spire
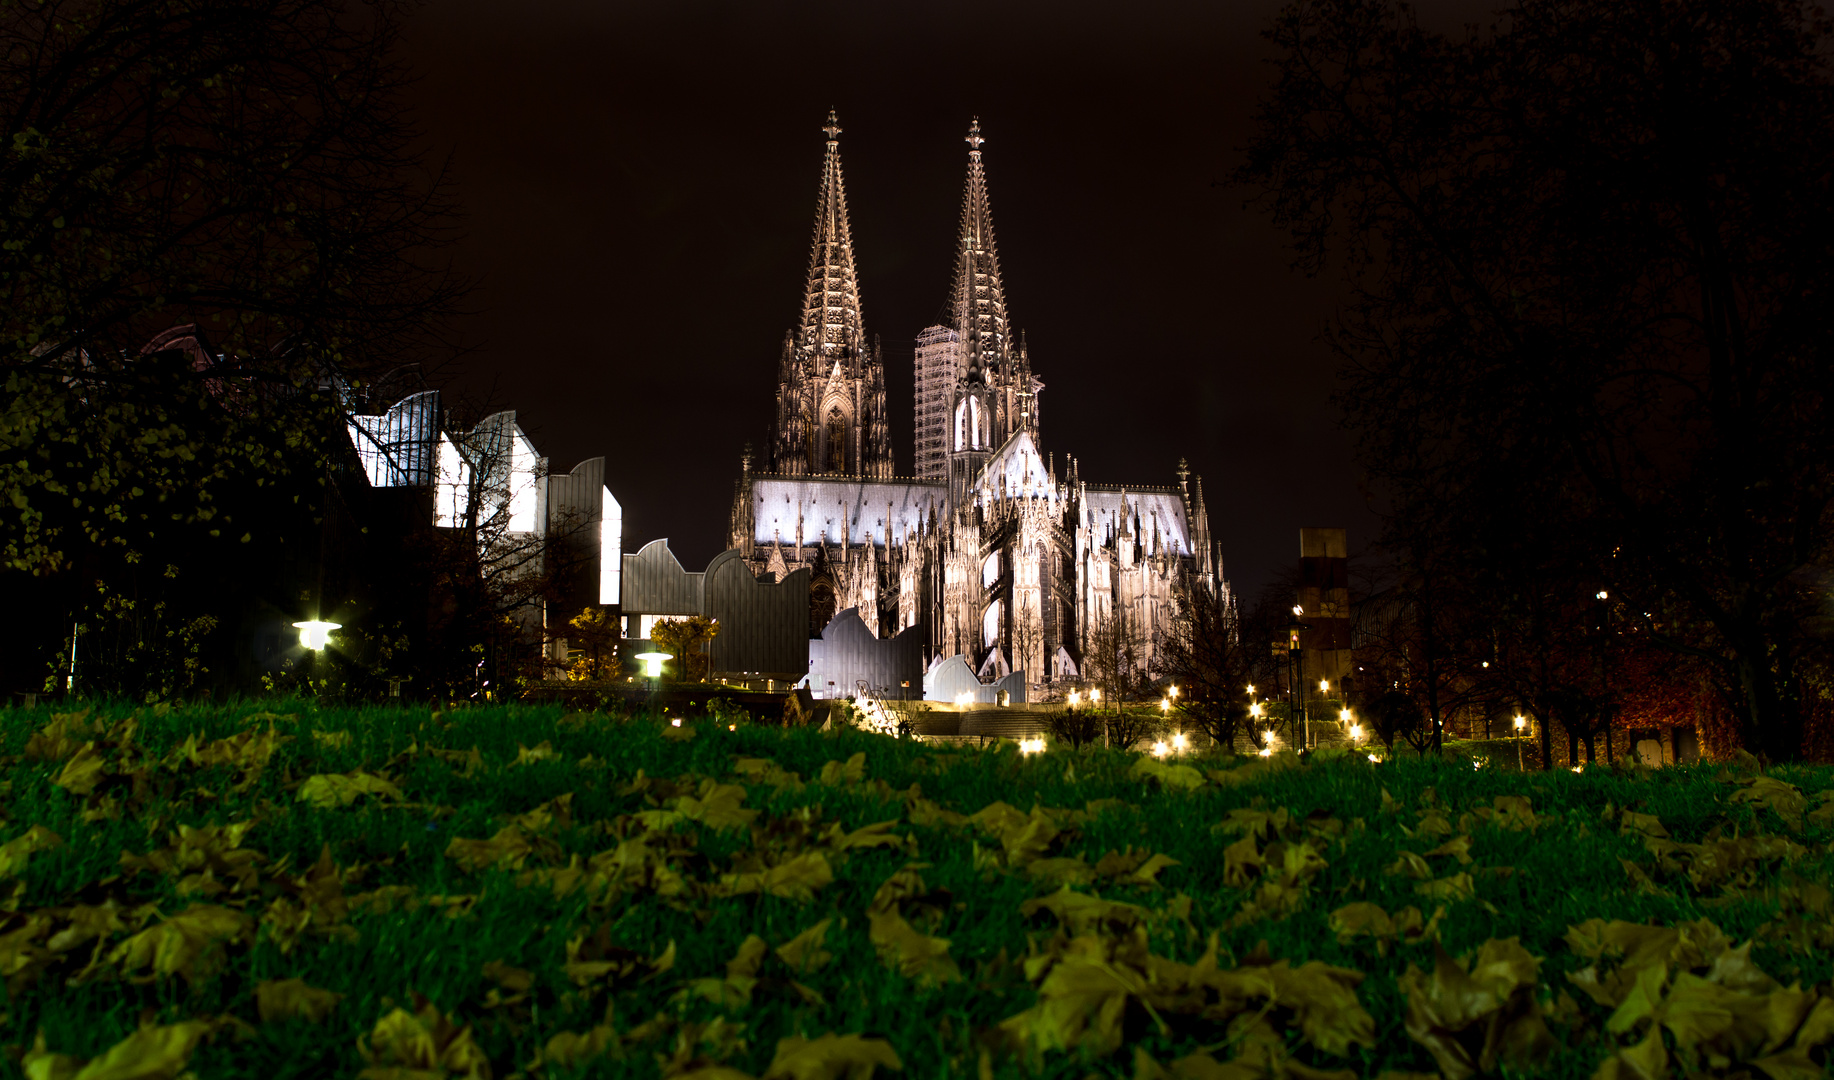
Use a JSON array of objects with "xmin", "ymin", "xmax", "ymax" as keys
[{"xmin": 795, "ymin": 112, "xmax": 1012, "ymax": 371}]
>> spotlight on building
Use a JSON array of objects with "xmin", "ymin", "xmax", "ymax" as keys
[
  {"xmin": 634, "ymin": 651, "xmax": 672, "ymax": 678},
  {"xmin": 293, "ymin": 620, "xmax": 341, "ymax": 651}
]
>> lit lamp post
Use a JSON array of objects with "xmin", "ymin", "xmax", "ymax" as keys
[
  {"xmin": 634, "ymin": 651, "xmax": 672, "ymax": 697},
  {"xmin": 292, "ymin": 619, "xmax": 340, "ymax": 694},
  {"xmin": 293, "ymin": 620, "xmax": 341, "ymax": 651},
  {"xmin": 1514, "ymin": 714, "xmax": 1528, "ymax": 770},
  {"xmin": 1288, "ymin": 607, "xmax": 1309, "ymax": 748}
]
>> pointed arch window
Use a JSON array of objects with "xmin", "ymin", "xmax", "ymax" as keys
[{"xmin": 826, "ymin": 405, "xmax": 846, "ymax": 473}]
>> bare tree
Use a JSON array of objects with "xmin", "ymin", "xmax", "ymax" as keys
[{"xmin": 1155, "ymin": 584, "xmax": 1256, "ymax": 754}]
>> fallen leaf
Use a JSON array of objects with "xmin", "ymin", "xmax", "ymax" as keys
[
  {"xmin": 762, "ymin": 1033, "xmax": 902, "ymax": 1080},
  {"xmin": 868, "ymin": 909, "xmax": 961, "ymax": 987},
  {"xmin": 357, "ymin": 995, "xmax": 491, "ymax": 1079},
  {"xmin": 297, "ymin": 771, "xmax": 403, "ymax": 810},
  {"xmin": 256, "ymin": 977, "xmax": 343, "ymax": 1023},
  {"xmin": 0, "ymin": 826, "xmax": 63, "ymax": 880}
]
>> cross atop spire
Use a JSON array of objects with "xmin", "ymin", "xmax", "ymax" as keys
[
  {"xmin": 951, "ymin": 117, "xmax": 1008, "ymax": 380},
  {"xmin": 797, "ymin": 110, "xmax": 865, "ymax": 358}
]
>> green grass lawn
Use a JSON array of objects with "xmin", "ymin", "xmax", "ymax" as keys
[{"xmin": 2, "ymin": 700, "xmax": 1832, "ymax": 1079}]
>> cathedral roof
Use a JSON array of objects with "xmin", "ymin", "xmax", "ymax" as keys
[
  {"xmin": 749, "ymin": 476, "xmax": 947, "ymax": 549},
  {"xmin": 1083, "ymin": 487, "xmax": 1193, "ymax": 558},
  {"xmin": 972, "ymin": 429, "xmax": 1056, "ymax": 506},
  {"xmin": 950, "ymin": 118, "xmax": 1010, "ymax": 380},
  {"xmin": 797, "ymin": 110, "xmax": 867, "ymax": 359}
]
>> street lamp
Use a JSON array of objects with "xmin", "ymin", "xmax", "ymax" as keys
[
  {"xmin": 1291, "ymin": 612, "xmax": 1305, "ymax": 744},
  {"xmin": 1514, "ymin": 714, "xmax": 1527, "ymax": 770},
  {"xmin": 293, "ymin": 620, "xmax": 341, "ymax": 651},
  {"xmin": 633, "ymin": 651, "xmax": 672, "ymax": 679}
]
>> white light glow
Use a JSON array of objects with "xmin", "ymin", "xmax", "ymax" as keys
[
  {"xmin": 670, "ymin": 717, "xmax": 682, "ymax": 728},
  {"xmin": 1596, "ymin": 590, "xmax": 1609, "ymax": 600},
  {"xmin": 1514, "ymin": 714, "xmax": 1527, "ymax": 729},
  {"xmin": 1249, "ymin": 702, "xmax": 1263, "ymax": 718},
  {"xmin": 507, "ymin": 430, "xmax": 540, "ymax": 533},
  {"xmin": 1090, "ymin": 689, "xmax": 1101, "ymax": 703},
  {"xmin": 1246, "ymin": 684, "xmax": 1255, "ymax": 695},
  {"xmin": 1152, "ymin": 741, "xmax": 1169, "ymax": 758},
  {"xmin": 1320, "ymin": 679, "xmax": 1330, "ymax": 692},
  {"xmin": 1019, "ymin": 737, "xmax": 1046, "ymax": 755},
  {"xmin": 1172, "ymin": 733, "xmax": 1188, "ymax": 751},
  {"xmin": 954, "ymin": 691, "xmax": 975, "ymax": 707},
  {"xmin": 1349, "ymin": 724, "xmax": 1363, "ymax": 739},
  {"xmin": 1066, "ymin": 690, "xmax": 1081, "ymax": 707},
  {"xmin": 1293, "ymin": 604, "xmax": 1303, "ymax": 616},
  {"xmin": 599, "ymin": 486, "xmax": 622, "ymax": 605},
  {"xmin": 292, "ymin": 620, "xmax": 341, "ymax": 651},
  {"xmin": 634, "ymin": 651, "xmax": 672, "ymax": 678},
  {"xmin": 1368, "ymin": 753, "xmax": 1380, "ymax": 762}
]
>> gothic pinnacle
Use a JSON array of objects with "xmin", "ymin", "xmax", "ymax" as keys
[{"xmin": 823, "ymin": 109, "xmax": 841, "ymax": 143}]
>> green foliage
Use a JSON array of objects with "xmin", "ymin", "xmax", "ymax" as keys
[{"xmin": 7, "ymin": 700, "xmax": 1829, "ymax": 1076}]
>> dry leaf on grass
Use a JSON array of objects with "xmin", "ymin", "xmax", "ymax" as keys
[
  {"xmin": 0, "ymin": 826, "xmax": 62, "ymax": 880},
  {"xmin": 719, "ymin": 851, "xmax": 835, "ymax": 903},
  {"xmin": 1398, "ymin": 938, "xmax": 1556, "ymax": 1080},
  {"xmin": 297, "ymin": 771, "xmax": 403, "ymax": 810},
  {"xmin": 256, "ymin": 977, "xmax": 343, "ymax": 1023},
  {"xmin": 106, "ymin": 904, "xmax": 253, "ymax": 986},
  {"xmin": 761, "ymin": 1033, "xmax": 902, "ymax": 1080},
  {"xmin": 357, "ymin": 995, "xmax": 491, "ymax": 1080},
  {"xmin": 22, "ymin": 1019, "xmax": 215, "ymax": 1080},
  {"xmin": 868, "ymin": 909, "xmax": 961, "ymax": 987}
]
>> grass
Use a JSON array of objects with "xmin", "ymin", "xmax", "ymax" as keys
[{"xmin": 1, "ymin": 698, "xmax": 1832, "ymax": 1079}]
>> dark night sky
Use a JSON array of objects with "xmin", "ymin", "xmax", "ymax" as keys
[{"xmin": 398, "ymin": 2, "xmax": 1481, "ymax": 602}]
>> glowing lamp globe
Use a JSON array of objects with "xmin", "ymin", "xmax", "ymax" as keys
[
  {"xmin": 293, "ymin": 620, "xmax": 341, "ymax": 651},
  {"xmin": 633, "ymin": 651, "xmax": 672, "ymax": 678}
]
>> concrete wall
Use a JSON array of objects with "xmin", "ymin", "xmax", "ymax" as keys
[
  {"xmin": 704, "ymin": 550, "xmax": 809, "ymax": 680},
  {"xmin": 806, "ymin": 607, "xmax": 925, "ymax": 700},
  {"xmin": 923, "ymin": 653, "xmax": 1027, "ymax": 704},
  {"xmin": 622, "ymin": 539, "xmax": 702, "ymax": 616}
]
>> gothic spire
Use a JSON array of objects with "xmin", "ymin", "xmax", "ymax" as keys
[
  {"xmin": 799, "ymin": 109, "xmax": 866, "ymax": 360},
  {"xmin": 950, "ymin": 117, "xmax": 1010, "ymax": 381}
]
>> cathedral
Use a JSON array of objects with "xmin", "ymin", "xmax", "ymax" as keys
[{"xmin": 727, "ymin": 113, "xmax": 1224, "ymax": 692}]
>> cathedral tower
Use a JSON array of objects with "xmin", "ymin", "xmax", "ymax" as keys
[
  {"xmin": 927, "ymin": 119, "xmax": 1043, "ymax": 500},
  {"xmin": 770, "ymin": 111, "xmax": 893, "ymax": 478}
]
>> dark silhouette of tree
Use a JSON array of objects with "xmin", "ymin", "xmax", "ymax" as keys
[
  {"xmin": 1155, "ymin": 584, "xmax": 1256, "ymax": 753},
  {"xmin": 1039, "ymin": 706, "xmax": 1105, "ymax": 751},
  {"xmin": 0, "ymin": 0, "xmax": 465, "ymax": 696},
  {"xmin": 1240, "ymin": 0, "xmax": 1834, "ymax": 761}
]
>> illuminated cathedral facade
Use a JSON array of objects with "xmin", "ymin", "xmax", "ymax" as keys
[{"xmin": 729, "ymin": 114, "xmax": 1224, "ymax": 689}]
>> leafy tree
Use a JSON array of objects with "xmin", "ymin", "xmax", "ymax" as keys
[
  {"xmin": 1240, "ymin": 0, "xmax": 1834, "ymax": 760},
  {"xmin": 0, "ymin": 0, "xmax": 463, "ymax": 694},
  {"xmin": 565, "ymin": 607, "xmax": 620, "ymax": 683},
  {"xmin": 651, "ymin": 616, "xmax": 719, "ymax": 685}
]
